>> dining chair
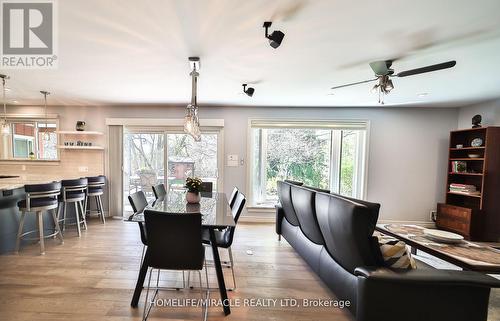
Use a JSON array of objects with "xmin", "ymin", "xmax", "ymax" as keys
[
  {"xmin": 228, "ymin": 187, "xmax": 239, "ymax": 209},
  {"xmin": 58, "ymin": 178, "xmax": 88, "ymax": 237},
  {"xmin": 152, "ymin": 183, "xmax": 167, "ymax": 201},
  {"xmin": 201, "ymin": 192, "xmax": 246, "ymax": 290},
  {"xmin": 128, "ymin": 191, "xmax": 148, "ymax": 266},
  {"xmin": 16, "ymin": 181, "xmax": 64, "ymax": 255},
  {"xmin": 142, "ymin": 210, "xmax": 208, "ymax": 321},
  {"xmin": 200, "ymin": 181, "xmax": 213, "ymax": 193}
]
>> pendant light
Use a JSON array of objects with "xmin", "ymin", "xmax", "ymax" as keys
[
  {"xmin": 0, "ymin": 74, "xmax": 10, "ymax": 136},
  {"xmin": 184, "ymin": 57, "xmax": 201, "ymax": 142},
  {"xmin": 40, "ymin": 90, "xmax": 51, "ymax": 142}
]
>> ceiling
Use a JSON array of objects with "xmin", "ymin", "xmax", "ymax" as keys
[{"xmin": 3, "ymin": 0, "xmax": 500, "ymax": 107}]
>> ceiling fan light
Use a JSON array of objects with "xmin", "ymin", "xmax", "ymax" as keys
[{"xmin": 384, "ymin": 79, "xmax": 394, "ymax": 92}]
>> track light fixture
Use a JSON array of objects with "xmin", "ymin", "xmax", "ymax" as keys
[
  {"xmin": 242, "ymin": 84, "xmax": 255, "ymax": 97},
  {"xmin": 263, "ymin": 21, "xmax": 285, "ymax": 49}
]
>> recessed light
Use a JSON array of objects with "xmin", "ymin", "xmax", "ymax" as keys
[
  {"xmin": 417, "ymin": 93, "xmax": 428, "ymax": 97},
  {"xmin": 11, "ymin": 100, "xmax": 18, "ymax": 103},
  {"xmin": 5, "ymin": 87, "xmax": 11, "ymax": 92}
]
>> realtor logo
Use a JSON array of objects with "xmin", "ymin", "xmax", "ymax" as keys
[{"xmin": 1, "ymin": 0, "xmax": 58, "ymax": 69}]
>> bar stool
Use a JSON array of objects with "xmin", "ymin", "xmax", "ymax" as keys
[
  {"xmin": 58, "ymin": 178, "xmax": 88, "ymax": 237},
  {"xmin": 86, "ymin": 175, "xmax": 106, "ymax": 224},
  {"xmin": 16, "ymin": 181, "xmax": 64, "ymax": 255}
]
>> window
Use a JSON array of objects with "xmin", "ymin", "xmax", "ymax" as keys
[
  {"xmin": 249, "ymin": 120, "xmax": 368, "ymax": 206},
  {"xmin": 0, "ymin": 120, "xmax": 58, "ymax": 160}
]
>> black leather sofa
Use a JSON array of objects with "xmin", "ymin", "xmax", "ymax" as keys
[{"xmin": 275, "ymin": 180, "xmax": 500, "ymax": 321}]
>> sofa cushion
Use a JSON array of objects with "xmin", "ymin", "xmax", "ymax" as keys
[
  {"xmin": 291, "ymin": 185, "xmax": 324, "ymax": 245},
  {"xmin": 316, "ymin": 194, "xmax": 380, "ymax": 273},
  {"xmin": 277, "ymin": 181, "xmax": 300, "ymax": 226}
]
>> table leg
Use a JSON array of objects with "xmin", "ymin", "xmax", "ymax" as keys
[
  {"xmin": 131, "ymin": 250, "xmax": 148, "ymax": 307},
  {"xmin": 209, "ymin": 228, "xmax": 231, "ymax": 315}
]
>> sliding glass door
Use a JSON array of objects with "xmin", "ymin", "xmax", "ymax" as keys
[{"xmin": 123, "ymin": 129, "xmax": 221, "ymax": 215}]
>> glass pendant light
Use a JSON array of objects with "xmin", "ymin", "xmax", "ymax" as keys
[
  {"xmin": 0, "ymin": 74, "xmax": 10, "ymax": 136},
  {"xmin": 40, "ymin": 91, "xmax": 51, "ymax": 142},
  {"xmin": 184, "ymin": 57, "xmax": 201, "ymax": 142}
]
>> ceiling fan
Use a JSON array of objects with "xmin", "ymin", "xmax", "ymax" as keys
[{"xmin": 331, "ymin": 60, "xmax": 456, "ymax": 104}]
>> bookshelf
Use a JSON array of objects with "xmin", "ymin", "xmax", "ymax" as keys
[{"xmin": 437, "ymin": 126, "xmax": 500, "ymax": 241}]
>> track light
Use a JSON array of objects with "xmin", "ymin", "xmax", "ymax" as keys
[
  {"xmin": 263, "ymin": 21, "xmax": 285, "ymax": 49},
  {"xmin": 242, "ymin": 84, "xmax": 255, "ymax": 97}
]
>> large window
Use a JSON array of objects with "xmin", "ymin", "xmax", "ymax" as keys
[{"xmin": 249, "ymin": 120, "xmax": 368, "ymax": 206}]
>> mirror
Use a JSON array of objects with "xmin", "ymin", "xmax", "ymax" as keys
[{"xmin": 0, "ymin": 119, "xmax": 58, "ymax": 160}]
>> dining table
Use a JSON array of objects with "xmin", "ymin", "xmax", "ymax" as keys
[{"xmin": 126, "ymin": 191, "xmax": 235, "ymax": 316}]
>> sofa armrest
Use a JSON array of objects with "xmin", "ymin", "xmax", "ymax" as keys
[
  {"xmin": 355, "ymin": 266, "xmax": 500, "ymax": 287},
  {"xmin": 275, "ymin": 204, "xmax": 284, "ymax": 236},
  {"xmin": 355, "ymin": 266, "xmax": 499, "ymax": 321}
]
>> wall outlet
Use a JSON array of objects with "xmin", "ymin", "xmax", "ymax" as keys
[
  {"xmin": 21, "ymin": 165, "xmax": 26, "ymax": 171},
  {"xmin": 430, "ymin": 210, "xmax": 437, "ymax": 222},
  {"xmin": 227, "ymin": 154, "xmax": 239, "ymax": 167},
  {"xmin": 78, "ymin": 166, "xmax": 89, "ymax": 173}
]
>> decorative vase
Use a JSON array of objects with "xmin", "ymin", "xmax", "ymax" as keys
[
  {"xmin": 76, "ymin": 121, "xmax": 86, "ymax": 131},
  {"xmin": 186, "ymin": 191, "xmax": 201, "ymax": 204}
]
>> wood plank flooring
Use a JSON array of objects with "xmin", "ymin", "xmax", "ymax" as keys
[
  {"xmin": 0, "ymin": 219, "xmax": 498, "ymax": 320},
  {"xmin": 0, "ymin": 219, "xmax": 352, "ymax": 321}
]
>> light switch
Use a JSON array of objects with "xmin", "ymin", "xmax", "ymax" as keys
[
  {"xmin": 227, "ymin": 154, "xmax": 239, "ymax": 167},
  {"xmin": 78, "ymin": 166, "xmax": 89, "ymax": 172}
]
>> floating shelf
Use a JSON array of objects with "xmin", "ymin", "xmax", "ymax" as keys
[
  {"xmin": 450, "ymin": 158, "xmax": 484, "ymax": 161},
  {"xmin": 56, "ymin": 131, "xmax": 104, "ymax": 135},
  {"xmin": 57, "ymin": 145, "xmax": 104, "ymax": 150},
  {"xmin": 447, "ymin": 191, "xmax": 482, "ymax": 198}
]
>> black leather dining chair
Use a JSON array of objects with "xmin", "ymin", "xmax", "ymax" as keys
[
  {"xmin": 142, "ymin": 210, "xmax": 208, "ymax": 321},
  {"xmin": 202, "ymin": 192, "xmax": 246, "ymax": 290},
  {"xmin": 152, "ymin": 183, "xmax": 167, "ymax": 201},
  {"xmin": 16, "ymin": 181, "xmax": 64, "ymax": 255},
  {"xmin": 128, "ymin": 191, "xmax": 148, "ymax": 265},
  {"xmin": 228, "ymin": 187, "xmax": 239, "ymax": 209}
]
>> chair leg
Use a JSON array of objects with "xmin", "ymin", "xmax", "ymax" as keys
[
  {"xmin": 278, "ymin": 235, "xmax": 281, "ymax": 241},
  {"xmin": 51, "ymin": 209, "xmax": 64, "ymax": 244},
  {"xmin": 15, "ymin": 211, "xmax": 26, "ymax": 254},
  {"xmin": 204, "ymin": 258, "xmax": 209, "ymax": 289},
  {"xmin": 97, "ymin": 195, "xmax": 106, "ymax": 224},
  {"xmin": 84, "ymin": 195, "xmax": 88, "ymax": 216},
  {"xmin": 139, "ymin": 245, "xmax": 146, "ymax": 267},
  {"xmin": 74, "ymin": 202, "xmax": 81, "ymax": 237},
  {"xmin": 142, "ymin": 268, "xmax": 154, "ymax": 321},
  {"xmin": 78, "ymin": 201, "xmax": 87, "ymax": 230},
  {"xmin": 62, "ymin": 202, "xmax": 67, "ymax": 232},
  {"xmin": 38, "ymin": 211, "xmax": 45, "ymax": 255},
  {"xmin": 228, "ymin": 247, "xmax": 236, "ymax": 290},
  {"xmin": 199, "ymin": 270, "xmax": 209, "ymax": 321}
]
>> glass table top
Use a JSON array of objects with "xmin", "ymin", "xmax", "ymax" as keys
[{"xmin": 126, "ymin": 191, "xmax": 235, "ymax": 228}]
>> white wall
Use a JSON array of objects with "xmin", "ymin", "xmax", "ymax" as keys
[
  {"xmin": 11, "ymin": 105, "xmax": 458, "ymax": 223},
  {"xmin": 457, "ymin": 99, "xmax": 500, "ymax": 128}
]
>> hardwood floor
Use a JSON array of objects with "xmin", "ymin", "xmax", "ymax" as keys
[
  {"xmin": 0, "ymin": 219, "xmax": 352, "ymax": 321},
  {"xmin": 0, "ymin": 219, "xmax": 498, "ymax": 320}
]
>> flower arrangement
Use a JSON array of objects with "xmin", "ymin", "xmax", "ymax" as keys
[{"xmin": 185, "ymin": 177, "xmax": 203, "ymax": 193}]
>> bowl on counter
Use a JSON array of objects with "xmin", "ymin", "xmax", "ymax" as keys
[{"xmin": 468, "ymin": 154, "xmax": 481, "ymax": 158}]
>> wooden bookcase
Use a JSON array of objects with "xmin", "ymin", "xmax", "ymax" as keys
[{"xmin": 437, "ymin": 126, "xmax": 500, "ymax": 241}]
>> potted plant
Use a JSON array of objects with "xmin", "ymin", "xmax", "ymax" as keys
[{"xmin": 185, "ymin": 177, "xmax": 203, "ymax": 203}]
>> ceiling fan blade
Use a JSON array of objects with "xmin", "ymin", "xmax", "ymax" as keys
[
  {"xmin": 331, "ymin": 78, "xmax": 378, "ymax": 90},
  {"xmin": 395, "ymin": 60, "xmax": 456, "ymax": 77}
]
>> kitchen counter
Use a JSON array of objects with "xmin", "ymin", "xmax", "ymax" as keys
[{"xmin": 0, "ymin": 175, "xmax": 75, "ymax": 193}]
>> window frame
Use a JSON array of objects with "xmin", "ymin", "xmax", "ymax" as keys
[
  {"xmin": 247, "ymin": 119, "xmax": 370, "ymax": 207},
  {"xmin": 0, "ymin": 115, "xmax": 60, "ymax": 161}
]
